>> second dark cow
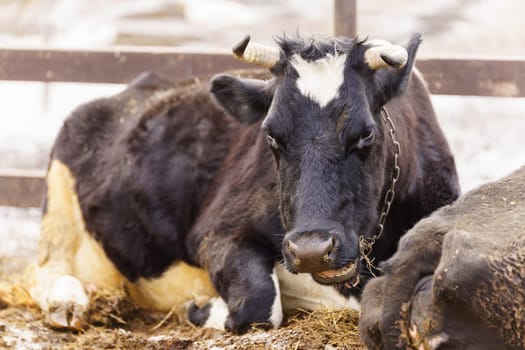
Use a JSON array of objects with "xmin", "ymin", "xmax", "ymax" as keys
[{"xmin": 360, "ymin": 166, "xmax": 525, "ymax": 350}]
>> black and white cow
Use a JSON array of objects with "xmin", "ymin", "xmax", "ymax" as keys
[
  {"xmin": 360, "ymin": 165, "xmax": 525, "ymax": 350},
  {"xmin": 28, "ymin": 33, "xmax": 459, "ymax": 334}
]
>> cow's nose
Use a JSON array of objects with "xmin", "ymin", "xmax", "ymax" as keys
[{"xmin": 283, "ymin": 233, "xmax": 336, "ymax": 272}]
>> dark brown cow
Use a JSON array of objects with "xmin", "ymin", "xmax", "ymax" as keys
[
  {"xmin": 29, "ymin": 33, "xmax": 460, "ymax": 334},
  {"xmin": 360, "ymin": 165, "xmax": 525, "ymax": 350},
  {"xmin": 28, "ymin": 69, "xmax": 359, "ymax": 333}
]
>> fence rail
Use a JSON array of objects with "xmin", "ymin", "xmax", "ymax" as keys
[
  {"xmin": 2, "ymin": 48, "xmax": 524, "ymax": 97},
  {"xmin": 1, "ymin": 0, "xmax": 524, "ymax": 208},
  {"xmin": 0, "ymin": 170, "xmax": 46, "ymax": 208},
  {"xmin": 417, "ymin": 58, "xmax": 525, "ymax": 97},
  {"xmin": 0, "ymin": 47, "xmax": 251, "ymax": 84}
]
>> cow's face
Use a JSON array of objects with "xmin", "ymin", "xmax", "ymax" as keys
[{"xmin": 211, "ymin": 34, "xmax": 421, "ymax": 285}]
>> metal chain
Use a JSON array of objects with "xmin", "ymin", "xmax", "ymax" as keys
[{"xmin": 359, "ymin": 107, "xmax": 401, "ymax": 275}]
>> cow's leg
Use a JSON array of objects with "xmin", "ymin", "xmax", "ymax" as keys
[
  {"xmin": 188, "ymin": 244, "xmax": 282, "ymax": 333},
  {"xmin": 27, "ymin": 159, "xmax": 122, "ymax": 330},
  {"xmin": 28, "ymin": 159, "xmax": 87, "ymax": 330}
]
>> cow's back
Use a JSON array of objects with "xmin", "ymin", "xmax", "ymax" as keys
[
  {"xmin": 48, "ymin": 73, "xmax": 237, "ymax": 281},
  {"xmin": 392, "ymin": 68, "xmax": 459, "ymax": 217}
]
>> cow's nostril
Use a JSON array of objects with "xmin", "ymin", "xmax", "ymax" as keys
[
  {"xmin": 287, "ymin": 240, "xmax": 301, "ymax": 267},
  {"xmin": 318, "ymin": 236, "xmax": 334, "ymax": 256},
  {"xmin": 321, "ymin": 237, "xmax": 334, "ymax": 262},
  {"xmin": 288, "ymin": 240, "xmax": 299, "ymax": 257}
]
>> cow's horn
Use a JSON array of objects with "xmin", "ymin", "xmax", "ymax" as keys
[
  {"xmin": 364, "ymin": 40, "xmax": 408, "ymax": 70},
  {"xmin": 233, "ymin": 35, "xmax": 280, "ymax": 69}
]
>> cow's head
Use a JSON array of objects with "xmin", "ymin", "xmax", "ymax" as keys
[{"xmin": 211, "ymin": 34, "xmax": 421, "ymax": 286}]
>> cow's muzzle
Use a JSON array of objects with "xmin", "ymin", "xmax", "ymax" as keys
[
  {"xmin": 282, "ymin": 230, "xmax": 360, "ymax": 285},
  {"xmin": 311, "ymin": 258, "xmax": 360, "ymax": 286}
]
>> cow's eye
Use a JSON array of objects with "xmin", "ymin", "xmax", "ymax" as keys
[
  {"xmin": 344, "ymin": 127, "xmax": 376, "ymax": 156},
  {"xmin": 361, "ymin": 129, "xmax": 375, "ymax": 145},
  {"xmin": 266, "ymin": 134, "xmax": 279, "ymax": 150}
]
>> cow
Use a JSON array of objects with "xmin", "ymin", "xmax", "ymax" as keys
[
  {"xmin": 28, "ymin": 32, "xmax": 459, "ymax": 334},
  {"xmin": 359, "ymin": 165, "xmax": 525, "ymax": 350}
]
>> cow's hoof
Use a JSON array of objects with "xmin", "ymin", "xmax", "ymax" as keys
[
  {"xmin": 45, "ymin": 275, "xmax": 88, "ymax": 331},
  {"xmin": 47, "ymin": 301, "xmax": 87, "ymax": 331},
  {"xmin": 188, "ymin": 297, "xmax": 228, "ymax": 331},
  {"xmin": 188, "ymin": 302, "xmax": 212, "ymax": 327},
  {"xmin": 188, "ymin": 297, "xmax": 272, "ymax": 334}
]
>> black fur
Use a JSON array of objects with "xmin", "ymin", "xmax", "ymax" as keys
[
  {"xmin": 276, "ymin": 34, "xmax": 354, "ymax": 61},
  {"xmin": 52, "ymin": 75, "xmax": 235, "ymax": 280}
]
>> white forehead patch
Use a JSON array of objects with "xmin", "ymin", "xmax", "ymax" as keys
[{"xmin": 291, "ymin": 53, "xmax": 347, "ymax": 108}]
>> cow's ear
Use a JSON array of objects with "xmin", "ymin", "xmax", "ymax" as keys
[
  {"xmin": 210, "ymin": 74, "xmax": 273, "ymax": 124},
  {"xmin": 368, "ymin": 33, "xmax": 422, "ymax": 110}
]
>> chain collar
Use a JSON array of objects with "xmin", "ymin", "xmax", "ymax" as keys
[{"xmin": 359, "ymin": 106, "xmax": 401, "ymax": 275}]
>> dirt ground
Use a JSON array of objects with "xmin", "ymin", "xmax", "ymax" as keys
[
  {"xmin": 0, "ymin": 278, "xmax": 364, "ymax": 350},
  {"xmin": 0, "ymin": 306, "xmax": 364, "ymax": 350}
]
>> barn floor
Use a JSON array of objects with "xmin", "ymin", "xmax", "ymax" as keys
[
  {"xmin": 0, "ymin": 279, "xmax": 364, "ymax": 350},
  {"xmin": 0, "ymin": 306, "xmax": 364, "ymax": 350}
]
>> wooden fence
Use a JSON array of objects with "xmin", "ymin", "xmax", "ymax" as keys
[{"xmin": 1, "ymin": 0, "xmax": 524, "ymax": 208}]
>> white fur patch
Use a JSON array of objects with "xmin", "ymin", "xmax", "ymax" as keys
[
  {"xmin": 203, "ymin": 297, "xmax": 229, "ymax": 330},
  {"xmin": 291, "ymin": 53, "xmax": 347, "ymax": 108},
  {"xmin": 269, "ymin": 267, "xmax": 283, "ymax": 328},
  {"xmin": 276, "ymin": 264, "xmax": 360, "ymax": 312}
]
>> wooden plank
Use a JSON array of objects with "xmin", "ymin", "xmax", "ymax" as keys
[
  {"xmin": 2, "ymin": 47, "xmax": 525, "ymax": 97},
  {"xmin": 417, "ymin": 58, "xmax": 525, "ymax": 97},
  {"xmin": 0, "ymin": 47, "xmax": 251, "ymax": 84},
  {"xmin": 0, "ymin": 170, "xmax": 46, "ymax": 208},
  {"xmin": 334, "ymin": 0, "xmax": 357, "ymax": 37}
]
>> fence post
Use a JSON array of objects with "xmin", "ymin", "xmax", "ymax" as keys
[{"xmin": 334, "ymin": 0, "xmax": 357, "ymax": 37}]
